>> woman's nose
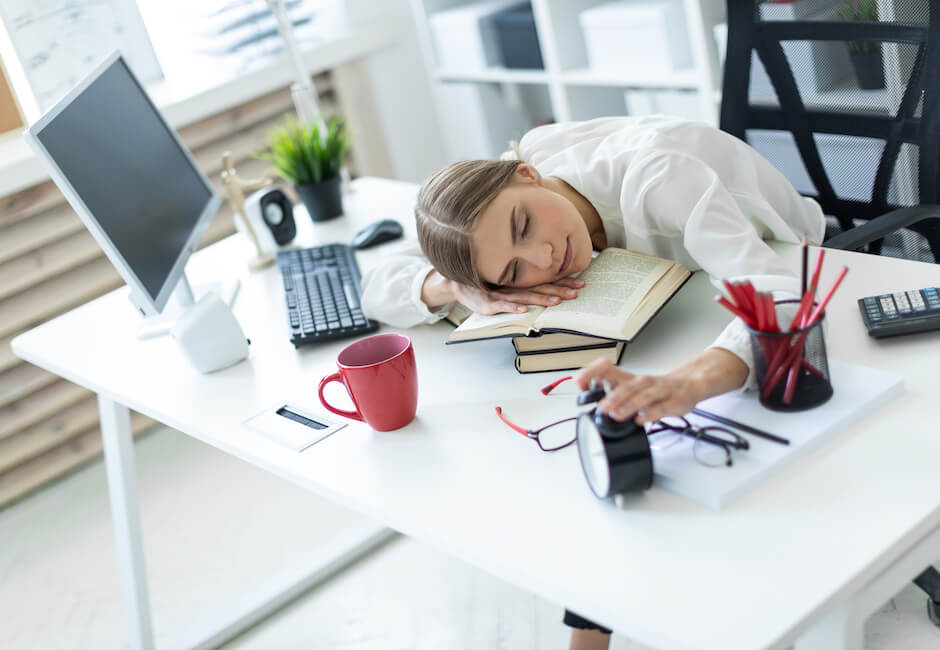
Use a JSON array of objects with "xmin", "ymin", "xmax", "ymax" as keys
[{"xmin": 521, "ymin": 242, "xmax": 554, "ymax": 270}]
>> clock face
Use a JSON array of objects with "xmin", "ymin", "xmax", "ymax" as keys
[
  {"xmin": 263, "ymin": 201, "xmax": 284, "ymax": 226},
  {"xmin": 577, "ymin": 414, "xmax": 610, "ymax": 498}
]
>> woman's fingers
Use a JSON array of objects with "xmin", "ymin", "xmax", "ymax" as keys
[
  {"xmin": 573, "ymin": 360, "xmax": 697, "ymax": 423},
  {"xmin": 600, "ymin": 375, "xmax": 662, "ymax": 419},
  {"xmin": 634, "ymin": 398, "xmax": 687, "ymax": 425},
  {"xmin": 491, "ymin": 289, "xmax": 565, "ymax": 307},
  {"xmin": 573, "ymin": 358, "xmax": 629, "ymax": 391},
  {"xmin": 554, "ymin": 277, "xmax": 586, "ymax": 289},
  {"xmin": 474, "ymin": 300, "xmax": 530, "ymax": 315},
  {"xmin": 601, "ymin": 376, "xmax": 695, "ymax": 424}
]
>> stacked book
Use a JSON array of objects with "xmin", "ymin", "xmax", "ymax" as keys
[
  {"xmin": 511, "ymin": 332, "xmax": 624, "ymax": 373},
  {"xmin": 444, "ymin": 248, "xmax": 691, "ymax": 374}
]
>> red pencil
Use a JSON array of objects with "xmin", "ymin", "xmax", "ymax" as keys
[{"xmin": 764, "ymin": 267, "xmax": 849, "ymax": 401}]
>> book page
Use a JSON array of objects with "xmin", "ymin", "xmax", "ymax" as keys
[
  {"xmin": 536, "ymin": 249, "xmax": 672, "ymax": 336},
  {"xmin": 448, "ymin": 305, "xmax": 545, "ymax": 341}
]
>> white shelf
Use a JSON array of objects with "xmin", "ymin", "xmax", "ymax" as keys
[
  {"xmin": 436, "ymin": 67, "xmax": 549, "ymax": 84},
  {"xmin": 562, "ymin": 67, "xmax": 700, "ymax": 89},
  {"xmin": 412, "ymin": 0, "xmax": 723, "ymax": 159}
]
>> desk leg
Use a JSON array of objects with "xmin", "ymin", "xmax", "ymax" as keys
[
  {"xmin": 98, "ymin": 395, "xmax": 155, "ymax": 650},
  {"xmin": 793, "ymin": 520, "xmax": 940, "ymax": 650}
]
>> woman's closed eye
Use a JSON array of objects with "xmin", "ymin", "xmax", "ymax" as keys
[{"xmin": 509, "ymin": 213, "xmax": 530, "ymax": 284}]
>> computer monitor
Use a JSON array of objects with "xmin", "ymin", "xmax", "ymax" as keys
[{"xmin": 24, "ymin": 52, "xmax": 222, "ymax": 318}]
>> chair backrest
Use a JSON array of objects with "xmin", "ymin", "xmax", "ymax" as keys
[{"xmin": 719, "ymin": 0, "xmax": 939, "ymax": 262}]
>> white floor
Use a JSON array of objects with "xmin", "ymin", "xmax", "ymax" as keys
[{"xmin": 1, "ymin": 425, "xmax": 937, "ymax": 650}]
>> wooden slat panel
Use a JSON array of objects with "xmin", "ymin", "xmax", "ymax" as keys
[
  {"xmin": 0, "ymin": 334, "xmax": 18, "ymax": 374},
  {"xmin": 193, "ymin": 96, "xmax": 338, "ymax": 180},
  {"xmin": 0, "ymin": 256, "xmax": 121, "ymax": 339},
  {"xmin": 0, "ymin": 364, "xmax": 57, "ymax": 409},
  {"xmin": 178, "ymin": 87, "xmax": 295, "ymax": 152},
  {"xmin": 0, "ymin": 206, "xmax": 85, "ymax": 265},
  {"xmin": 0, "ymin": 181, "xmax": 63, "ymax": 230},
  {"xmin": 0, "ymin": 396, "xmax": 99, "ymax": 473},
  {"xmin": 0, "ymin": 379, "xmax": 90, "ymax": 441},
  {"xmin": 0, "ymin": 412, "xmax": 153, "ymax": 509},
  {"xmin": 0, "ymin": 80, "xmax": 327, "ymax": 229},
  {"xmin": 0, "ymin": 229, "xmax": 101, "ymax": 301},
  {"xmin": 0, "ymin": 106, "xmax": 316, "ymax": 267}
]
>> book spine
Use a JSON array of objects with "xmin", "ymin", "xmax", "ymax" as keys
[{"xmin": 514, "ymin": 342, "xmax": 620, "ymax": 356}]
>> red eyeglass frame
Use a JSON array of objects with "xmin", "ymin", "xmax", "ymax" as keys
[{"xmin": 493, "ymin": 376, "xmax": 579, "ymax": 452}]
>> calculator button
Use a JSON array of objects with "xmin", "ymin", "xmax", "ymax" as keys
[
  {"xmin": 864, "ymin": 297, "xmax": 877, "ymax": 306},
  {"xmin": 893, "ymin": 292, "xmax": 911, "ymax": 312},
  {"xmin": 880, "ymin": 297, "xmax": 896, "ymax": 313}
]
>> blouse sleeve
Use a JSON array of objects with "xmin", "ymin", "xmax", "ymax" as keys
[
  {"xmin": 625, "ymin": 150, "xmax": 805, "ymax": 390},
  {"xmin": 360, "ymin": 244, "xmax": 455, "ymax": 328}
]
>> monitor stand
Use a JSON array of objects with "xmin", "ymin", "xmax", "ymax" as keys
[{"xmin": 134, "ymin": 273, "xmax": 240, "ymax": 340}]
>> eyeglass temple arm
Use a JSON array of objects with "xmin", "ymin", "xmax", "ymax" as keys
[
  {"xmin": 541, "ymin": 376, "xmax": 573, "ymax": 395},
  {"xmin": 494, "ymin": 407, "xmax": 533, "ymax": 437}
]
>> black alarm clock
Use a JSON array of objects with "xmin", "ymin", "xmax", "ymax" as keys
[
  {"xmin": 244, "ymin": 187, "xmax": 296, "ymax": 246},
  {"xmin": 575, "ymin": 380, "xmax": 654, "ymax": 499}
]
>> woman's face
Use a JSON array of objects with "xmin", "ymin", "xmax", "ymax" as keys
[{"xmin": 471, "ymin": 167, "xmax": 594, "ymax": 289}]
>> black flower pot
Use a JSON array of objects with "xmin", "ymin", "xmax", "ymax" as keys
[
  {"xmin": 850, "ymin": 50, "xmax": 885, "ymax": 90},
  {"xmin": 295, "ymin": 175, "xmax": 343, "ymax": 222}
]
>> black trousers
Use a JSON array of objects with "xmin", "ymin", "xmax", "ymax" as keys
[{"xmin": 563, "ymin": 609, "xmax": 612, "ymax": 634}]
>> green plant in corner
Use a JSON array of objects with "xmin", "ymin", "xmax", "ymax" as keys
[
  {"xmin": 259, "ymin": 114, "xmax": 352, "ymax": 185},
  {"xmin": 838, "ymin": 0, "xmax": 879, "ymax": 54}
]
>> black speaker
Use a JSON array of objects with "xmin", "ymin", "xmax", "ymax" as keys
[{"xmin": 244, "ymin": 187, "xmax": 296, "ymax": 246}]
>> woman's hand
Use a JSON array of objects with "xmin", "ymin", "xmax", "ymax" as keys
[
  {"xmin": 573, "ymin": 349, "xmax": 749, "ymax": 425},
  {"xmin": 420, "ymin": 270, "xmax": 585, "ymax": 314},
  {"xmin": 452, "ymin": 277, "xmax": 585, "ymax": 315}
]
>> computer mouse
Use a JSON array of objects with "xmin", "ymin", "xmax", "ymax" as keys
[{"xmin": 352, "ymin": 218, "xmax": 404, "ymax": 250}]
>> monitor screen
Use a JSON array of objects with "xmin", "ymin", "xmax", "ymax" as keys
[{"xmin": 32, "ymin": 56, "xmax": 215, "ymax": 309}]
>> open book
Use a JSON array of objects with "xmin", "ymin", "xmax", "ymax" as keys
[{"xmin": 446, "ymin": 248, "xmax": 690, "ymax": 344}]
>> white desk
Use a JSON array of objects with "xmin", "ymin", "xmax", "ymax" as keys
[{"xmin": 13, "ymin": 178, "xmax": 940, "ymax": 650}]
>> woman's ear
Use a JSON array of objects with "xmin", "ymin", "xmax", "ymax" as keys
[{"xmin": 514, "ymin": 163, "xmax": 541, "ymax": 184}]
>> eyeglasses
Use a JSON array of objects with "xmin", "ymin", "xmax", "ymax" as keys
[
  {"xmin": 494, "ymin": 377, "xmax": 751, "ymax": 467},
  {"xmin": 494, "ymin": 407, "xmax": 578, "ymax": 452},
  {"xmin": 646, "ymin": 415, "xmax": 749, "ymax": 467}
]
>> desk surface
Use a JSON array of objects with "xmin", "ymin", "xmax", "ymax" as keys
[{"xmin": 13, "ymin": 177, "xmax": 940, "ymax": 650}]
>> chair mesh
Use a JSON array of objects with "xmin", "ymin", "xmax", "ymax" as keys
[{"xmin": 740, "ymin": 1, "xmax": 935, "ymax": 263}]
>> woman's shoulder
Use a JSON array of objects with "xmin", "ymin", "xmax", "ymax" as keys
[{"xmin": 520, "ymin": 115, "xmax": 706, "ymax": 162}]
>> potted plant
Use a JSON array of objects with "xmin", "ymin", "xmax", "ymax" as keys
[
  {"xmin": 838, "ymin": 0, "xmax": 885, "ymax": 90},
  {"xmin": 260, "ymin": 114, "xmax": 352, "ymax": 222}
]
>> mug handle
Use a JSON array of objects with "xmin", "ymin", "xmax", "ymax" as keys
[{"xmin": 318, "ymin": 372, "xmax": 364, "ymax": 422}]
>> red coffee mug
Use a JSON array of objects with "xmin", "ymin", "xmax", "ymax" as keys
[{"xmin": 318, "ymin": 333, "xmax": 418, "ymax": 431}]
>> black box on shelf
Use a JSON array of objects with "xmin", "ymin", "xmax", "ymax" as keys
[{"xmin": 492, "ymin": 4, "xmax": 544, "ymax": 70}]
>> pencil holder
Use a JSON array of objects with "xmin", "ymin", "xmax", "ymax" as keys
[{"xmin": 746, "ymin": 299, "xmax": 833, "ymax": 412}]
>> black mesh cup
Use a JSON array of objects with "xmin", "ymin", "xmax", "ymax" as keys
[{"xmin": 746, "ymin": 299, "xmax": 833, "ymax": 412}]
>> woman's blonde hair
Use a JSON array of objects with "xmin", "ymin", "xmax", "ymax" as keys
[{"xmin": 415, "ymin": 159, "xmax": 522, "ymax": 289}]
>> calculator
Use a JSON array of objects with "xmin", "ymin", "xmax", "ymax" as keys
[{"xmin": 858, "ymin": 288, "xmax": 940, "ymax": 338}]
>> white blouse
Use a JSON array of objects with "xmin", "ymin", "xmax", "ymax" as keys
[{"xmin": 361, "ymin": 116, "xmax": 826, "ymax": 389}]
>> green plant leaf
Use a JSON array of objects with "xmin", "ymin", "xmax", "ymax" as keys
[{"xmin": 255, "ymin": 112, "xmax": 353, "ymax": 186}]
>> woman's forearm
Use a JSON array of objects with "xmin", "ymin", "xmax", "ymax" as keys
[
  {"xmin": 669, "ymin": 347, "xmax": 749, "ymax": 403},
  {"xmin": 420, "ymin": 270, "xmax": 456, "ymax": 309}
]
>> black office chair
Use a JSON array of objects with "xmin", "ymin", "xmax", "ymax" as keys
[{"xmin": 719, "ymin": 0, "xmax": 940, "ymax": 625}]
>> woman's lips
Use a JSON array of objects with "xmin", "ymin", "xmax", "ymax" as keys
[{"xmin": 558, "ymin": 237, "xmax": 573, "ymax": 274}]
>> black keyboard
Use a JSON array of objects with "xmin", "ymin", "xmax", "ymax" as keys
[{"xmin": 277, "ymin": 244, "xmax": 378, "ymax": 347}]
